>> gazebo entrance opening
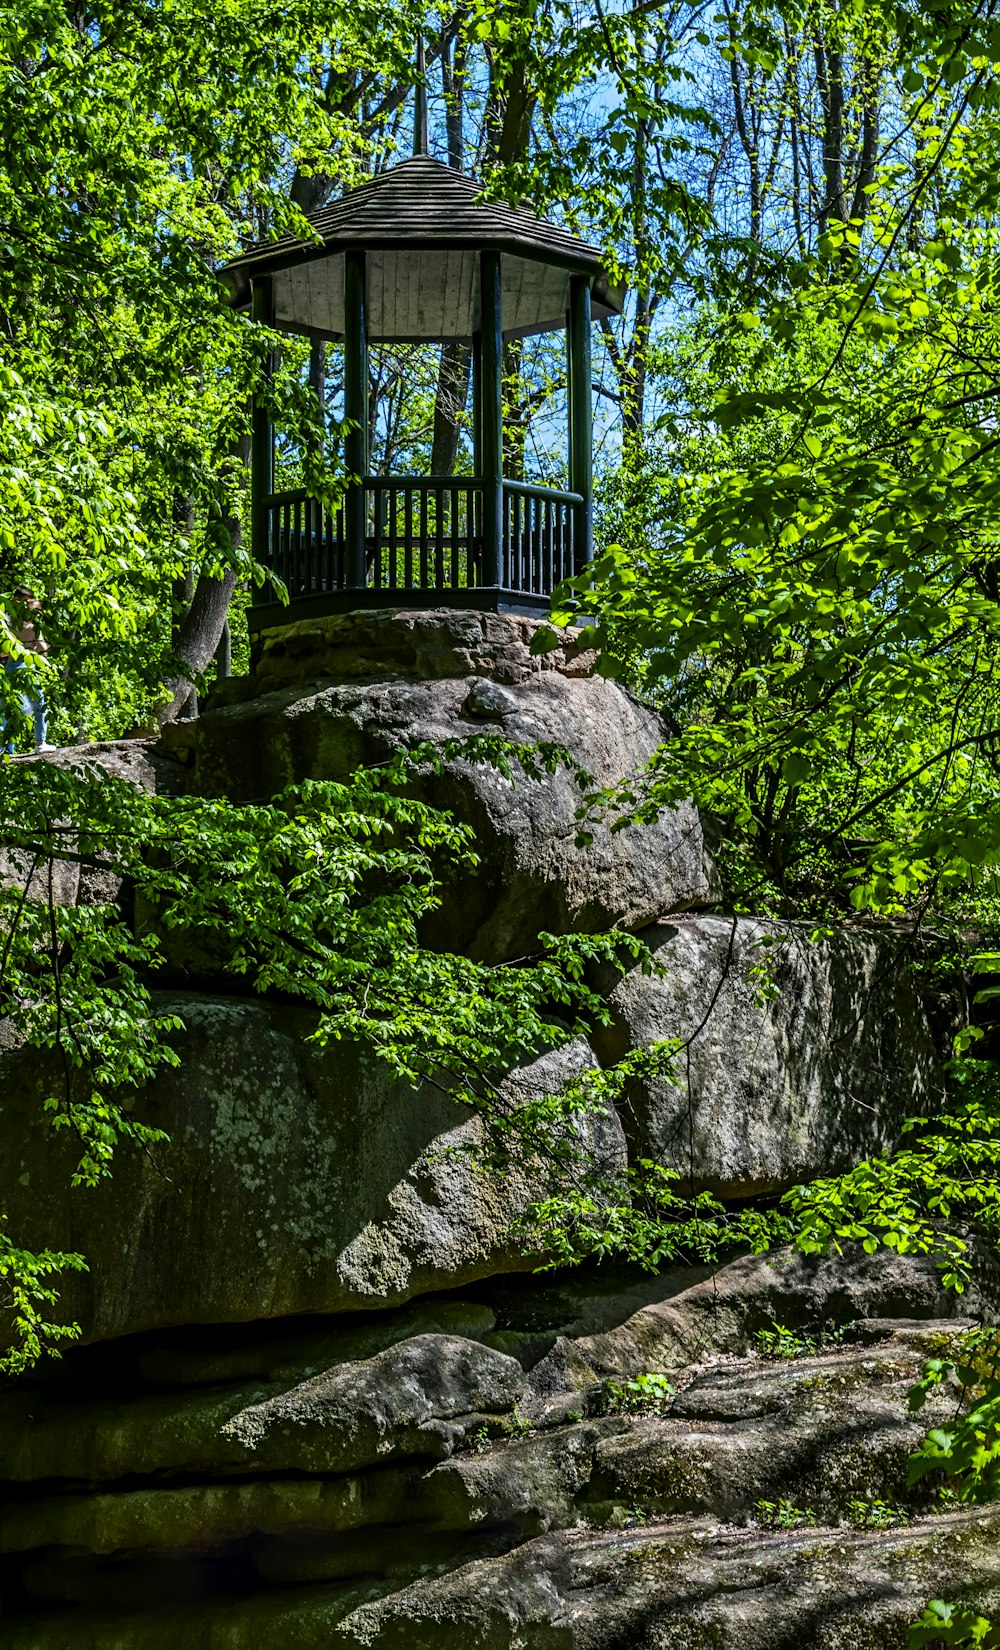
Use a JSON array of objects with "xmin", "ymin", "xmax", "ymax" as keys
[{"xmin": 221, "ymin": 157, "xmax": 622, "ymax": 626}]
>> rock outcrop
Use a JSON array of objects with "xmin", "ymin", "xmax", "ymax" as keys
[
  {"xmin": 0, "ymin": 1002, "xmax": 620, "ymax": 1345},
  {"xmin": 0, "ymin": 1254, "xmax": 992, "ymax": 1648},
  {"xmin": 0, "ymin": 608, "xmax": 979, "ymax": 1648},
  {"xmin": 593, "ymin": 914, "xmax": 944, "ymax": 1196}
]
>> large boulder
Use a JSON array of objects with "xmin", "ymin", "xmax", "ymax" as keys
[
  {"xmin": 173, "ymin": 609, "xmax": 716, "ymax": 961},
  {"xmin": 0, "ymin": 996, "xmax": 623, "ymax": 1349},
  {"xmin": 591, "ymin": 915, "xmax": 945, "ymax": 1197}
]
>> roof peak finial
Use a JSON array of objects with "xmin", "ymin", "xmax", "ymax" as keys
[{"xmin": 413, "ymin": 33, "xmax": 429, "ymax": 158}]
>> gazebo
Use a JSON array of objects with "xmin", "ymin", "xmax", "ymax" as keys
[{"xmin": 221, "ymin": 154, "xmax": 622, "ymax": 626}]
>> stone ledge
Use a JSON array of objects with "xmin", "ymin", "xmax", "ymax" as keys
[{"xmin": 239, "ymin": 606, "xmax": 598, "ymax": 698}]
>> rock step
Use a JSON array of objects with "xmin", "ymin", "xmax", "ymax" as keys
[
  {"xmin": 0, "ymin": 1341, "xmax": 960, "ymax": 1566},
  {"xmin": 3, "ymin": 1511, "xmax": 1000, "ymax": 1649}
]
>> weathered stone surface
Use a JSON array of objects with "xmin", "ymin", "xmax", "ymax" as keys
[
  {"xmin": 0, "ymin": 999, "xmax": 620, "ymax": 1349},
  {"xmin": 592, "ymin": 914, "xmax": 945, "ymax": 1197},
  {"xmin": 524, "ymin": 1248, "xmax": 973, "ymax": 1394},
  {"xmin": 5, "ymin": 1512, "xmax": 999, "ymax": 1649},
  {"xmin": 246, "ymin": 606, "xmax": 600, "ymax": 691},
  {"xmin": 186, "ymin": 609, "xmax": 715, "ymax": 961},
  {"xmin": 585, "ymin": 1343, "xmax": 948, "ymax": 1523},
  {"xmin": 0, "ymin": 1279, "xmax": 987, "ymax": 1646},
  {"xmin": 17, "ymin": 736, "xmax": 172, "ymax": 795},
  {"xmin": 1, "ymin": 1336, "xmax": 523, "ymax": 1559},
  {"xmin": 222, "ymin": 1332, "xmax": 524, "ymax": 1470},
  {"xmin": 0, "ymin": 1333, "xmax": 522, "ymax": 1491},
  {"xmin": 336, "ymin": 1513, "xmax": 1000, "ymax": 1650}
]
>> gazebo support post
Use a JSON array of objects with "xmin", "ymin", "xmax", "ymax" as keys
[
  {"xmin": 479, "ymin": 250, "xmax": 503, "ymax": 586},
  {"xmin": 250, "ymin": 278, "xmax": 274, "ymax": 567},
  {"xmin": 471, "ymin": 331, "xmax": 483, "ymax": 481},
  {"xmin": 344, "ymin": 248, "xmax": 369, "ymax": 587},
  {"xmin": 568, "ymin": 274, "xmax": 593, "ymax": 570}
]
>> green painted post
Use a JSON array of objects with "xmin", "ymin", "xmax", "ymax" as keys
[
  {"xmin": 479, "ymin": 251, "xmax": 503, "ymax": 586},
  {"xmin": 250, "ymin": 278, "xmax": 274, "ymax": 567},
  {"xmin": 568, "ymin": 274, "xmax": 593, "ymax": 569},
  {"xmin": 471, "ymin": 331, "xmax": 483, "ymax": 476},
  {"xmin": 344, "ymin": 248, "xmax": 368, "ymax": 588}
]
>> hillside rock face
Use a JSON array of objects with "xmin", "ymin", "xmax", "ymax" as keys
[{"xmin": 0, "ymin": 608, "xmax": 978, "ymax": 1648}]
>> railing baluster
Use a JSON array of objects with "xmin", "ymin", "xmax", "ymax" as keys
[
  {"xmin": 508, "ymin": 485, "xmax": 518, "ymax": 590},
  {"xmin": 388, "ymin": 486, "xmax": 398, "ymax": 588},
  {"xmin": 371, "ymin": 484, "xmax": 381, "ymax": 588},
  {"xmin": 450, "ymin": 486, "xmax": 460, "ymax": 587},
  {"xmin": 432, "ymin": 485, "xmax": 442, "ymax": 586},
  {"xmin": 419, "ymin": 489, "xmax": 429, "ymax": 586},
  {"xmin": 403, "ymin": 488, "xmax": 413, "ymax": 586},
  {"xmin": 379, "ymin": 484, "xmax": 386, "ymax": 586},
  {"xmin": 529, "ymin": 494, "xmax": 535, "ymax": 590},
  {"xmin": 567, "ymin": 500, "xmax": 576, "ymax": 582}
]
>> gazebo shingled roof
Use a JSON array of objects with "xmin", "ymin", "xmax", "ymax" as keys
[{"xmin": 222, "ymin": 156, "xmax": 622, "ymax": 342}]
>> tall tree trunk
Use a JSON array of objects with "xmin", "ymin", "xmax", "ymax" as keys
[
  {"xmin": 430, "ymin": 32, "xmax": 471, "ymax": 475},
  {"xmin": 157, "ymin": 433, "xmax": 249, "ymax": 725},
  {"xmin": 431, "ymin": 343, "xmax": 472, "ymax": 474},
  {"xmin": 849, "ymin": 61, "xmax": 880, "ymax": 225},
  {"xmin": 214, "ymin": 617, "xmax": 232, "ymax": 680},
  {"xmin": 814, "ymin": 34, "xmax": 847, "ymax": 232},
  {"xmin": 171, "ymin": 498, "xmax": 197, "ymax": 719}
]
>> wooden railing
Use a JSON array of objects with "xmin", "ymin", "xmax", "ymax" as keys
[
  {"xmin": 502, "ymin": 479, "xmax": 581, "ymax": 593},
  {"xmin": 366, "ymin": 477, "xmax": 483, "ymax": 590},
  {"xmin": 264, "ymin": 476, "xmax": 584, "ymax": 600},
  {"xmin": 267, "ymin": 488, "xmax": 345, "ymax": 598}
]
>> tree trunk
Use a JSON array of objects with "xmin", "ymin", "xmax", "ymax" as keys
[
  {"xmin": 429, "ymin": 34, "xmax": 472, "ymax": 476},
  {"xmin": 431, "ymin": 342, "xmax": 472, "ymax": 474},
  {"xmin": 814, "ymin": 35, "xmax": 847, "ymax": 232},
  {"xmin": 157, "ymin": 433, "xmax": 249, "ymax": 725},
  {"xmin": 215, "ymin": 616, "xmax": 232, "ymax": 680}
]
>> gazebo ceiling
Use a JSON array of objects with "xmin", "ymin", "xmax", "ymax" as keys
[{"xmin": 221, "ymin": 156, "xmax": 623, "ymax": 341}]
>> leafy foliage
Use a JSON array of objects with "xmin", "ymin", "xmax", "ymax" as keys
[
  {"xmin": 754, "ymin": 1498, "xmax": 817, "ymax": 1530},
  {"xmin": 908, "ymin": 1330, "xmax": 1000, "ymax": 1505},
  {"xmin": 910, "ymin": 1601, "xmax": 1000, "ymax": 1648},
  {"xmin": 775, "ymin": 1059, "xmax": 1000, "ymax": 1293},
  {"xmin": 753, "ymin": 1320, "xmax": 846, "ymax": 1360},
  {"xmin": 596, "ymin": 1371, "xmax": 675, "ymax": 1416}
]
